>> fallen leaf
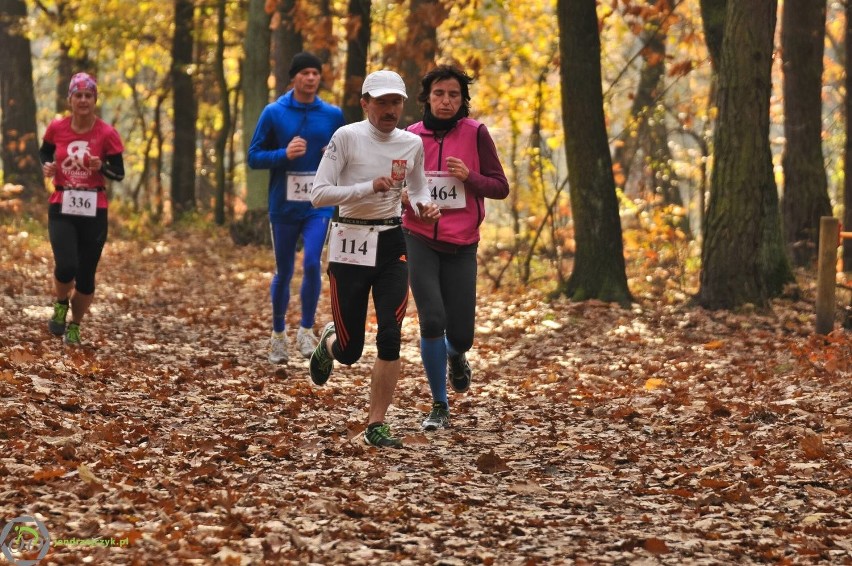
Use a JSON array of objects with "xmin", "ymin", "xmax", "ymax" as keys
[
  {"xmin": 78, "ymin": 463, "xmax": 102, "ymax": 484},
  {"xmin": 800, "ymin": 433, "xmax": 827, "ymax": 459},
  {"xmin": 33, "ymin": 467, "xmax": 66, "ymax": 481},
  {"xmin": 10, "ymin": 350, "xmax": 36, "ymax": 364},
  {"xmin": 508, "ymin": 481, "xmax": 548, "ymax": 495},
  {"xmin": 644, "ymin": 538, "xmax": 670, "ymax": 554},
  {"xmin": 476, "ymin": 450, "xmax": 511, "ymax": 474}
]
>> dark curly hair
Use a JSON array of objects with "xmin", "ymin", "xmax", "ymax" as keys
[{"xmin": 417, "ymin": 65, "xmax": 473, "ymax": 117}]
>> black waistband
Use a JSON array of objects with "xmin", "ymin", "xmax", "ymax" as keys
[
  {"xmin": 338, "ymin": 216, "xmax": 401, "ymax": 226},
  {"xmin": 55, "ymin": 186, "xmax": 105, "ymax": 192}
]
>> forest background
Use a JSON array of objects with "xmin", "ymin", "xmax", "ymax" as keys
[
  {"xmin": 1, "ymin": 1, "xmax": 851, "ymax": 563},
  {"xmin": 1, "ymin": 0, "xmax": 850, "ymax": 312}
]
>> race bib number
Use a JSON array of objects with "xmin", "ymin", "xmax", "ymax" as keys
[
  {"xmin": 61, "ymin": 190, "xmax": 97, "ymax": 217},
  {"xmin": 426, "ymin": 171, "xmax": 466, "ymax": 209},
  {"xmin": 328, "ymin": 224, "xmax": 378, "ymax": 266},
  {"xmin": 287, "ymin": 171, "xmax": 316, "ymax": 202}
]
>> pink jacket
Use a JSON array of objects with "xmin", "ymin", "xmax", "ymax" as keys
[{"xmin": 403, "ymin": 118, "xmax": 509, "ymax": 246}]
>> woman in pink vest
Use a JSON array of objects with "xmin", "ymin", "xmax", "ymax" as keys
[{"xmin": 402, "ymin": 65, "xmax": 510, "ymax": 431}]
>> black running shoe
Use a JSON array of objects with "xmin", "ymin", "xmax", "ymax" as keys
[{"xmin": 448, "ymin": 353, "xmax": 472, "ymax": 393}]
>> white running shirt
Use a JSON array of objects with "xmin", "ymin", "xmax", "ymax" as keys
[{"xmin": 312, "ymin": 120, "xmax": 430, "ymax": 228}]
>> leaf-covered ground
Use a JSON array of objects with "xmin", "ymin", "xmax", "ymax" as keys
[{"xmin": 1, "ymin": 227, "xmax": 850, "ymax": 565}]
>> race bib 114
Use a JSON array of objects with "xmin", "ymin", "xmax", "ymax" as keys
[{"xmin": 328, "ymin": 224, "xmax": 378, "ymax": 266}]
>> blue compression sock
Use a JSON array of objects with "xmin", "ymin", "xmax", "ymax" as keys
[
  {"xmin": 421, "ymin": 336, "xmax": 448, "ymax": 406},
  {"xmin": 445, "ymin": 335, "xmax": 460, "ymax": 358}
]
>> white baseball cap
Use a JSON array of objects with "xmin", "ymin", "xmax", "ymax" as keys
[{"xmin": 362, "ymin": 70, "xmax": 408, "ymax": 99}]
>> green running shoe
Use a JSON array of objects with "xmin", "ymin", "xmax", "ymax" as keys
[
  {"xmin": 63, "ymin": 322, "xmax": 81, "ymax": 346},
  {"xmin": 309, "ymin": 322, "xmax": 335, "ymax": 385},
  {"xmin": 364, "ymin": 423, "xmax": 403, "ymax": 448}
]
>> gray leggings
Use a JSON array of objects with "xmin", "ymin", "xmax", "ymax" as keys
[{"xmin": 404, "ymin": 232, "xmax": 478, "ymax": 352}]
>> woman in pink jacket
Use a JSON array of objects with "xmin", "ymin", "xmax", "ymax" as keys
[{"xmin": 402, "ymin": 65, "xmax": 510, "ymax": 431}]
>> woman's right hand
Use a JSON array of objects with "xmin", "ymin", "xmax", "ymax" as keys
[{"xmin": 43, "ymin": 162, "xmax": 56, "ymax": 178}]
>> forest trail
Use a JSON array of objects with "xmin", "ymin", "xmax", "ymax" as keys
[{"xmin": 1, "ymin": 228, "xmax": 849, "ymax": 565}]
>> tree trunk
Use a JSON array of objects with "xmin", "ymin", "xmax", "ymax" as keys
[
  {"xmin": 613, "ymin": 43, "xmax": 661, "ymax": 196},
  {"xmin": 555, "ymin": 0, "xmax": 632, "ymax": 306},
  {"xmin": 780, "ymin": 0, "xmax": 830, "ymax": 268},
  {"xmin": 647, "ymin": 116, "xmax": 682, "ymax": 208},
  {"xmin": 53, "ymin": 1, "xmax": 93, "ymax": 114},
  {"xmin": 227, "ymin": 80, "xmax": 240, "ymax": 220},
  {"xmin": 699, "ymin": 0, "xmax": 794, "ymax": 309},
  {"xmin": 242, "ymin": 0, "xmax": 271, "ymax": 213},
  {"xmin": 57, "ymin": 44, "xmax": 94, "ymax": 114},
  {"xmin": 343, "ymin": 0, "xmax": 371, "ymax": 124},
  {"xmin": 612, "ymin": 1, "xmax": 683, "ymax": 213},
  {"xmin": 170, "ymin": 0, "xmax": 198, "ymax": 218},
  {"xmin": 398, "ymin": 0, "xmax": 444, "ymax": 128},
  {"xmin": 0, "ymin": 0, "xmax": 43, "ymax": 200},
  {"xmin": 195, "ymin": 8, "xmax": 218, "ymax": 215},
  {"xmin": 311, "ymin": 0, "xmax": 333, "ymax": 64},
  {"xmin": 233, "ymin": 0, "xmax": 272, "ymax": 246},
  {"xmin": 213, "ymin": 0, "xmax": 229, "ymax": 225},
  {"xmin": 273, "ymin": 0, "xmax": 303, "ymax": 97},
  {"xmin": 154, "ymin": 91, "xmax": 166, "ymax": 219},
  {"xmin": 845, "ymin": 1, "xmax": 852, "ymax": 272},
  {"xmin": 699, "ymin": 0, "xmax": 727, "ymax": 74}
]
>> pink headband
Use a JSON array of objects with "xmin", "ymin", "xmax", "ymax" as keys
[{"xmin": 68, "ymin": 73, "xmax": 98, "ymax": 97}]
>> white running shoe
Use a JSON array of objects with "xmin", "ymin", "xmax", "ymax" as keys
[
  {"xmin": 296, "ymin": 326, "xmax": 318, "ymax": 359},
  {"xmin": 268, "ymin": 332, "xmax": 289, "ymax": 364}
]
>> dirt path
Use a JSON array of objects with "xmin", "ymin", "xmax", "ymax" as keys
[{"xmin": 1, "ymin": 229, "xmax": 849, "ymax": 565}]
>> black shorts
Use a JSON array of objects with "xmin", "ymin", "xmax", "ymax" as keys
[
  {"xmin": 48, "ymin": 203, "xmax": 108, "ymax": 295},
  {"xmin": 327, "ymin": 227, "xmax": 408, "ymax": 363}
]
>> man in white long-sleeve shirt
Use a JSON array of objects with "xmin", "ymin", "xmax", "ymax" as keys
[{"xmin": 309, "ymin": 70, "xmax": 441, "ymax": 448}]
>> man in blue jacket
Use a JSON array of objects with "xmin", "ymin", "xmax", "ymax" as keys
[{"xmin": 248, "ymin": 52, "xmax": 345, "ymax": 364}]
